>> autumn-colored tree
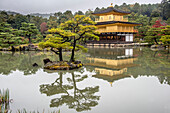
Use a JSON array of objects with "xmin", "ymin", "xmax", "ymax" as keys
[
  {"xmin": 40, "ymin": 22, "xmax": 48, "ymax": 34},
  {"xmin": 152, "ymin": 19, "xmax": 166, "ymax": 28}
]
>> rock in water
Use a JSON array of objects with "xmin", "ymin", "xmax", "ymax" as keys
[
  {"xmin": 43, "ymin": 58, "xmax": 52, "ymax": 65},
  {"xmin": 74, "ymin": 61, "xmax": 81, "ymax": 64},
  {"xmin": 33, "ymin": 63, "xmax": 38, "ymax": 67}
]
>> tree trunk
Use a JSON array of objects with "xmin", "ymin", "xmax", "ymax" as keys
[
  {"xmin": 28, "ymin": 37, "xmax": 31, "ymax": 44},
  {"xmin": 11, "ymin": 46, "xmax": 15, "ymax": 51},
  {"xmin": 70, "ymin": 40, "xmax": 76, "ymax": 62},
  {"xmin": 51, "ymin": 47, "xmax": 63, "ymax": 61},
  {"xmin": 154, "ymin": 38, "xmax": 158, "ymax": 44},
  {"xmin": 59, "ymin": 72, "xmax": 63, "ymax": 87},
  {"xmin": 72, "ymin": 73, "xmax": 77, "ymax": 97},
  {"xmin": 58, "ymin": 48, "xmax": 63, "ymax": 61},
  {"xmin": 28, "ymin": 34, "xmax": 31, "ymax": 44}
]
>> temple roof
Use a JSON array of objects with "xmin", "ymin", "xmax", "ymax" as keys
[
  {"xmin": 92, "ymin": 74, "xmax": 130, "ymax": 83},
  {"xmin": 92, "ymin": 6, "xmax": 131, "ymax": 16},
  {"xmin": 95, "ymin": 21, "xmax": 141, "ymax": 26}
]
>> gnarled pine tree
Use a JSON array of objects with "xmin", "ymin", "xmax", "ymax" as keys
[
  {"xmin": 47, "ymin": 15, "xmax": 99, "ymax": 62},
  {"xmin": 39, "ymin": 34, "xmax": 72, "ymax": 61}
]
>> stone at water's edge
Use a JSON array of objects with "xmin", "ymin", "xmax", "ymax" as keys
[
  {"xmin": 43, "ymin": 60, "xmax": 83, "ymax": 70},
  {"xmin": 43, "ymin": 58, "xmax": 52, "ymax": 65},
  {"xmin": 151, "ymin": 45, "xmax": 164, "ymax": 48},
  {"xmin": 32, "ymin": 63, "xmax": 38, "ymax": 67}
]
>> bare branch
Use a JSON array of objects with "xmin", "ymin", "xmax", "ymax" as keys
[{"xmin": 51, "ymin": 47, "xmax": 59, "ymax": 54}]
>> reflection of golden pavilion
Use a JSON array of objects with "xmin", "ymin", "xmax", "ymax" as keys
[
  {"xmin": 86, "ymin": 57, "xmax": 138, "ymax": 69},
  {"xmin": 95, "ymin": 68, "xmax": 127, "ymax": 76},
  {"xmin": 86, "ymin": 48, "xmax": 139, "ymax": 86},
  {"xmin": 92, "ymin": 73, "xmax": 130, "ymax": 87}
]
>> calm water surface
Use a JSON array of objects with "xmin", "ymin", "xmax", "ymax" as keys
[{"xmin": 0, "ymin": 47, "xmax": 170, "ymax": 113}]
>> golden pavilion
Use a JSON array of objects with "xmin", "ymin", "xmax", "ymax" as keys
[{"xmin": 92, "ymin": 4, "xmax": 141, "ymax": 43}]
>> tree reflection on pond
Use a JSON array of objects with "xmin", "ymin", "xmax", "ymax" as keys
[
  {"xmin": 40, "ymin": 69, "xmax": 100, "ymax": 112},
  {"xmin": 0, "ymin": 51, "xmax": 57, "ymax": 75}
]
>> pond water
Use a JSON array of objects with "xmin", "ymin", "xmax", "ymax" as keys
[{"xmin": 0, "ymin": 47, "xmax": 170, "ymax": 113}]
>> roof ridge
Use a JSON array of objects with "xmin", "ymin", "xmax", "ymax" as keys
[{"xmin": 93, "ymin": 7, "xmax": 131, "ymax": 15}]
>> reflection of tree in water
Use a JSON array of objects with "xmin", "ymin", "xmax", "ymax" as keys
[
  {"xmin": 0, "ymin": 51, "xmax": 57, "ymax": 75},
  {"xmin": 0, "ymin": 51, "xmax": 85, "ymax": 76},
  {"xmin": 127, "ymin": 48, "xmax": 170, "ymax": 85},
  {"xmin": 17, "ymin": 52, "xmax": 45, "ymax": 75},
  {"xmin": 40, "ymin": 71, "xmax": 100, "ymax": 112},
  {"xmin": 0, "ymin": 52, "xmax": 22, "ymax": 75}
]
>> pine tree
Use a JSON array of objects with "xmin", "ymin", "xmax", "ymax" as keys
[
  {"xmin": 39, "ymin": 34, "xmax": 71, "ymax": 61},
  {"xmin": 20, "ymin": 22, "xmax": 39, "ymax": 44},
  {"xmin": 0, "ymin": 22, "xmax": 24, "ymax": 51}
]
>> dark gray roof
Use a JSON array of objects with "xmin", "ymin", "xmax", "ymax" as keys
[
  {"xmin": 96, "ymin": 21, "xmax": 141, "ymax": 25},
  {"xmin": 92, "ymin": 7, "xmax": 131, "ymax": 15}
]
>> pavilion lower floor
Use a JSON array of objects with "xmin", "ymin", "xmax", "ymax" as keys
[{"xmin": 88, "ymin": 32, "xmax": 135, "ymax": 44}]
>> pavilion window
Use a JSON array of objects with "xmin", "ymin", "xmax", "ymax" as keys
[
  {"xmin": 113, "ymin": 16, "xmax": 115, "ymax": 20},
  {"xmin": 109, "ymin": 16, "xmax": 112, "ymax": 20},
  {"xmin": 122, "ymin": 27, "xmax": 125, "ymax": 31},
  {"xmin": 126, "ymin": 26, "xmax": 128, "ymax": 30},
  {"xmin": 130, "ymin": 27, "xmax": 132, "ymax": 31},
  {"xmin": 100, "ymin": 17, "xmax": 103, "ymax": 21}
]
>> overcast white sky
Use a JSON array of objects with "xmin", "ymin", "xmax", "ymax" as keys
[{"xmin": 0, "ymin": 0, "xmax": 161, "ymax": 14}]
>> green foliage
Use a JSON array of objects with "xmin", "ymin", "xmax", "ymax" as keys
[
  {"xmin": 29, "ymin": 16, "xmax": 45, "ymax": 30},
  {"xmin": 74, "ymin": 44, "xmax": 88, "ymax": 52},
  {"xmin": 41, "ymin": 15, "xmax": 99, "ymax": 61},
  {"xmin": 39, "ymin": 35, "xmax": 71, "ymax": 49},
  {"xmin": 48, "ymin": 10, "xmax": 74, "ymax": 29},
  {"xmin": 39, "ymin": 32, "xmax": 72, "ymax": 61},
  {"xmin": 161, "ymin": 0, "xmax": 170, "ymax": 20},
  {"xmin": 144, "ymin": 27, "xmax": 162, "ymax": 44},
  {"xmin": 12, "ymin": 14, "xmax": 29, "ymax": 29},
  {"xmin": 74, "ymin": 10, "xmax": 84, "ymax": 15},
  {"xmin": 160, "ymin": 35, "xmax": 170, "ymax": 45},
  {"xmin": 85, "ymin": 9, "xmax": 96, "ymax": 21},
  {"xmin": 47, "ymin": 16, "xmax": 58, "ymax": 29},
  {"xmin": 0, "ymin": 22, "xmax": 25, "ymax": 48},
  {"xmin": 52, "ymin": 15, "xmax": 99, "ymax": 61},
  {"xmin": 20, "ymin": 22, "xmax": 39, "ymax": 43},
  {"xmin": 167, "ymin": 18, "xmax": 170, "ymax": 25},
  {"xmin": 59, "ymin": 15, "xmax": 99, "ymax": 41},
  {"xmin": 160, "ymin": 25, "xmax": 170, "ymax": 45},
  {"xmin": 32, "ymin": 34, "xmax": 44, "ymax": 43}
]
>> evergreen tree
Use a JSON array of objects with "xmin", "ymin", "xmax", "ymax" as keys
[
  {"xmin": 160, "ymin": 25, "xmax": 170, "ymax": 45},
  {"xmin": 39, "ymin": 15, "xmax": 99, "ymax": 62},
  {"xmin": 144, "ymin": 27, "xmax": 162, "ymax": 44},
  {"xmin": 39, "ymin": 34, "xmax": 71, "ymax": 61},
  {"xmin": 57, "ymin": 15, "xmax": 99, "ymax": 62},
  {"xmin": 0, "ymin": 22, "xmax": 23, "ymax": 50},
  {"xmin": 161, "ymin": 0, "xmax": 170, "ymax": 20},
  {"xmin": 20, "ymin": 22, "xmax": 39, "ymax": 44}
]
